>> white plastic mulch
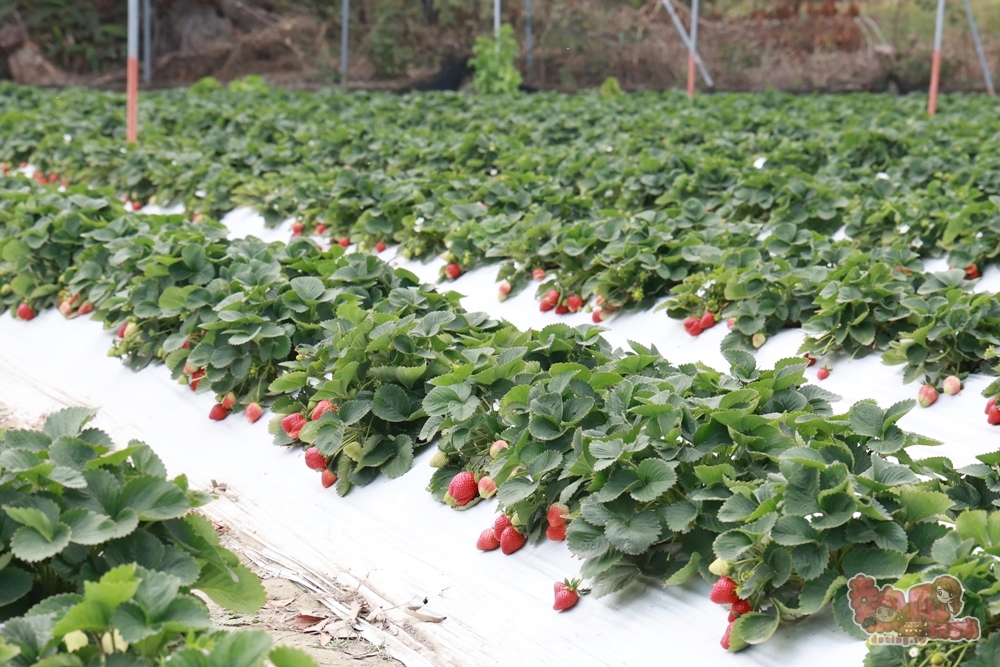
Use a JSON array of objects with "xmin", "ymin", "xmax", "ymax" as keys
[{"xmin": 2, "ymin": 206, "xmax": 999, "ymax": 667}]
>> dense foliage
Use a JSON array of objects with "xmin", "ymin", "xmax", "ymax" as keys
[{"xmin": 0, "ymin": 407, "xmax": 317, "ymax": 667}]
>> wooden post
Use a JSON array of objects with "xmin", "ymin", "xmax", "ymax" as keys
[
  {"xmin": 127, "ymin": 0, "xmax": 138, "ymax": 143},
  {"xmin": 963, "ymin": 0, "xmax": 995, "ymax": 94},
  {"xmin": 928, "ymin": 0, "xmax": 946, "ymax": 115},
  {"xmin": 341, "ymin": 0, "xmax": 349, "ymax": 88},
  {"xmin": 525, "ymin": 0, "xmax": 533, "ymax": 70},
  {"xmin": 687, "ymin": 0, "xmax": 699, "ymax": 98}
]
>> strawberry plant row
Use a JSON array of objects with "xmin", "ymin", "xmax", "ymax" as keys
[
  {"xmin": 3, "ymin": 178, "xmax": 1000, "ymax": 663},
  {"xmin": 2, "ymin": 85, "xmax": 1000, "ymax": 396}
]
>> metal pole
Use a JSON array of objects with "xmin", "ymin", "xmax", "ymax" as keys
[
  {"xmin": 127, "ymin": 0, "xmax": 139, "ymax": 142},
  {"xmin": 525, "ymin": 0, "xmax": 533, "ymax": 70},
  {"xmin": 142, "ymin": 0, "xmax": 152, "ymax": 82},
  {"xmin": 660, "ymin": 0, "xmax": 713, "ymax": 87},
  {"xmin": 928, "ymin": 0, "xmax": 946, "ymax": 115},
  {"xmin": 687, "ymin": 0, "xmax": 699, "ymax": 98},
  {"xmin": 340, "ymin": 0, "xmax": 349, "ymax": 88},
  {"xmin": 494, "ymin": 0, "xmax": 501, "ymax": 52},
  {"xmin": 963, "ymin": 0, "xmax": 995, "ymax": 94}
]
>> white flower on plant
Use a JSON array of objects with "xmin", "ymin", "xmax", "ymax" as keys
[
  {"xmin": 414, "ymin": 216, "xmax": 425, "ymax": 232},
  {"xmin": 605, "ymin": 145, "xmax": 613, "ymax": 152},
  {"xmin": 911, "ymin": 238, "xmax": 923, "ymax": 249},
  {"xmin": 604, "ymin": 189, "xmax": 614, "ymax": 198},
  {"xmin": 908, "ymin": 647, "xmax": 920, "ymax": 658},
  {"xmin": 63, "ymin": 134, "xmax": 71, "ymax": 143},
  {"xmin": 195, "ymin": 189, "xmax": 206, "ymax": 198},
  {"xmin": 897, "ymin": 224, "xmax": 910, "ymax": 234},
  {"xmin": 976, "ymin": 231, "xmax": 984, "ymax": 239},
  {"xmin": 490, "ymin": 168, "xmax": 498, "ymax": 176},
  {"xmin": 753, "ymin": 157, "xmax": 767, "ymax": 169},
  {"xmin": 876, "ymin": 172, "xmax": 890, "ymax": 180}
]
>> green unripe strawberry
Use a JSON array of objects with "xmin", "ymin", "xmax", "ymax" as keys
[{"xmin": 429, "ymin": 451, "xmax": 449, "ymax": 468}]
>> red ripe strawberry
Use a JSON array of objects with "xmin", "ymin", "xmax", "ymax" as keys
[
  {"xmin": 290, "ymin": 230, "xmax": 302, "ymax": 238},
  {"xmin": 494, "ymin": 514, "xmax": 512, "ymax": 536},
  {"xmin": 546, "ymin": 523, "xmax": 567, "ymax": 541},
  {"xmin": 542, "ymin": 290, "xmax": 560, "ymax": 306},
  {"xmin": 281, "ymin": 413, "xmax": 307, "ymax": 439},
  {"xmin": 291, "ymin": 221, "xmax": 304, "ymax": 233},
  {"xmin": 338, "ymin": 237, "xmax": 350, "ymax": 248},
  {"xmin": 445, "ymin": 263, "xmax": 462, "ymax": 280},
  {"xmin": 181, "ymin": 339, "xmax": 190, "ymax": 349},
  {"xmin": 131, "ymin": 201, "xmax": 142, "ymax": 211},
  {"xmin": 48, "ymin": 173, "xmax": 58, "ymax": 184},
  {"xmin": 728, "ymin": 610, "xmax": 738, "ymax": 623},
  {"xmin": 310, "ymin": 400, "xmax": 335, "ymax": 421},
  {"xmin": 476, "ymin": 528, "xmax": 500, "ymax": 551},
  {"xmin": 709, "ymin": 577, "xmax": 739, "ymax": 605},
  {"xmin": 77, "ymin": 302, "xmax": 94, "ymax": 315},
  {"xmin": 245, "ymin": 402, "xmax": 264, "ymax": 424},
  {"xmin": 553, "ymin": 581, "xmax": 579, "ymax": 611},
  {"xmin": 965, "ymin": 264, "xmax": 980, "ymax": 280},
  {"xmin": 321, "ymin": 469, "xmax": 337, "ymax": 488},
  {"xmin": 117, "ymin": 322, "xmax": 128, "ymax": 338},
  {"xmin": 315, "ymin": 223, "xmax": 327, "ymax": 235},
  {"xmin": 208, "ymin": 404, "xmax": 229, "ymax": 421},
  {"xmin": 190, "ymin": 369, "xmax": 205, "ymax": 391},
  {"xmin": 499, "ymin": 526, "xmax": 526, "ymax": 555},
  {"xmin": 448, "ymin": 471, "xmax": 478, "ymax": 506},
  {"xmin": 304, "ymin": 447, "xmax": 327, "ymax": 471},
  {"xmin": 566, "ymin": 295, "xmax": 584, "ymax": 313},
  {"xmin": 221, "ymin": 392, "xmax": 237, "ymax": 410},
  {"xmin": 988, "ymin": 406, "xmax": 1000, "ymax": 426},
  {"xmin": 700, "ymin": 312, "xmax": 717, "ymax": 329},
  {"xmin": 375, "ymin": 241, "xmax": 387, "ymax": 253},
  {"xmin": 16, "ymin": 303, "xmax": 35, "ymax": 321},
  {"xmin": 683, "ymin": 317, "xmax": 703, "ymax": 337},
  {"xmin": 918, "ymin": 384, "xmax": 939, "ymax": 408},
  {"xmin": 721, "ymin": 621, "xmax": 735, "ymax": 650},
  {"xmin": 532, "ymin": 268, "xmax": 546, "ymax": 281},
  {"xmin": 547, "ymin": 503, "xmax": 569, "ymax": 527},
  {"xmin": 817, "ymin": 366, "xmax": 830, "ymax": 380},
  {"xmin": 803, "ymin": 353, "xmax": 816, "ymax": 367},
  {"xmin": 540, "ymin": 300, "xmax": 555, "ymax": 312},
  {"xmin": 592, "ymin": 308, "xmax": 603, "ymax": 323},
  {"xmin": 987, "ymin": 397, "xmax": 998, "ymax": 415},
  {"xmin": 730, "ymin": 599, "xmax": 753, "ymax": 616},
  {"xmin": 555, "ymin": 304, "xmax": 569, "ymax": 315}
]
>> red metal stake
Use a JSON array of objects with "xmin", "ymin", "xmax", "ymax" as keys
[
  {"xmin": 127, "ymin": 0, "xmax": 139, "ymax": 142},
  {"xmin": 687, "ymin": 53, "xmax": 696, "ymax": 98},
  {"xmin": 928, "ymin": 50, "xmax": 942, "ymax": 116}
]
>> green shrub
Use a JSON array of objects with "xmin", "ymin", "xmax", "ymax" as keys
[
  {"xmin": 599, "ymin": 76, "xmax": 622, "ymax": 99},
  {"xmin": 471, "ymin": 25, "xmax": 522, "ymax": 95},
  {"xmin": 189, "ymin": 77, "xmax": 223, "ymax": 95}
]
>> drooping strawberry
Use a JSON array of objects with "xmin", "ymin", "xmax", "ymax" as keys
[
  {"xmin": 988, "ymin": 406, "xmax": 1000, "ymax": 426},
  {"xmin": 709, "ymin": 577, "xmax": 740, "ymax": 605},
  {"xmin": 208, "ymin": 404, "xmax": 229, "ymax": 421},
  {"xmin": 803, "ymin": 353, "xmax": 816, "ymax": 367},
  {"xmin": 448, "ymin": 471, "xmax": 478, "ymax": 506},
  {"xmin": 987, "ymin": 397, "xmax": 998, "ymax": 415},
  {"xmin": 498, "ymin": 281, "xmax": 512, "ymax": 297},
  {"xmin": 310, "ymin": 400, "xmax": 336, "ymax": 421},
  {"xmin": 16, "ymin": 303, "xmax": 35, "ymax": 321},
  {"xmin": 532, "ymin": 268, "xmax": 546, "ymax": 281},
  {"xmin": 338, "ymin": 237, "xmax": 350, "ymax": 248},
  {"xmin": 566, "ymin": 295, "xmax": 584, "ymax": 313},
  {"xmin": 699, "ymin": 312, "xmax": 717, "ymax": 329},
  {"xmin": 131, "ymin": 201, "xmax": 142, "ymax": 211},
  {"xmin": 245, "ymin": 402, "xmax": 264, "ymax": 424},
  {"xmin": 478, "ymin": 476, "xmax": 497, "ymax": 498},
  {"xmin": 545, "ymin": 523, "xmax": 567, "ymax": 541},
  {"xmin": 305, "ymin": 447, "xmax": 328, "ymax": 471},
  {"xmin": 540, "ymin": 300, "xmax": 555, "ymax": 313},
  {"xmin": 77, "ymin": 302, "xmax": 94, "ymax": 315},
  {"xmin": 445, "ymin": 263, "xmax": 462, "ymax": 279},
  {"xmin": 965, "ymin": 264, "xmax": 980, "ymax": 280},
  {"xmin": 730, "ymin": 599, "xmax": 753, "ymax": 616},
  {"xmin": 547, "ymin": 503, "xmax": 569, "ymax": 527},
  {"xmin": 553, "ymin": 580, "xmax": 580, "ymax": 611},
  {"xmin": 494, "ymin": 514, "xmax": 512, "ymax": 536},
  {"xmin": 221, "ymin": 392, "xmax": 237, "ymax": 410},
  {"xmin": 592, "ymin": 308, "xmax": 603, "ymax": 323},
  {"xmin": 817, "ymin": 366, "xmax": 830, "ymax": 380},
  {"xmin": 682, "ymin": 317, "xmax": 702, "ymax": 337},
  {"xmin": 476, "ymin": 528, "xmax": 500, "ymax": 551},
  {"xmin": 542, "ymin": 290, "xmax": 560, "ymax": 306},
  {"xmin": 721, "ymin": 621, "xmax": 735, "ymax": 650},
  {"xmin": 189, "ymin": 369, "xmax": 205, "ymax": 391},
  {"xmin": 918, "ymin": 384, "xmax": 939, "ymax": 408},
  {"xmin": 321, "ymin": 469, "xmax": 337, "ymax": 488},
  {"xmin": 375, "ymin": 241, "xmax": 387, "ymax": 253},
  {"xmin": 490, "ymin": 440, "xmax": 509, "ymax": 458},
  {"xmin": 315, "ymin": 223, "xmax": 327, "ymax": 235},
  {"xmin": 555, "ymin": 304, "xmax": 569, "ymax": 315},
  {"xmin": 499, "ymin": 526, "xmax": 526, "ymax": 555},
  {"xmin": 291, "ymin": 221, "xmax": 304, "ymax": 234},
  {"xmin": 726, "ymin": 317, "xmax": 737, "ymax": 330},
  {"xmin": 281, "ymin": 413, "xmax": 307, "ymax": 439},
  {"xmin": 751, "ymin": 333, "xmax": 766, "ymax": 348},
  {"xmin": 942, "ymin": 376, "xmax": 962, "ymax": 396}
]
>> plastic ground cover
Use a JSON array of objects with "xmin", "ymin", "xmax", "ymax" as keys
[{"xmin": 2, "ymin": 206, "xmax": 999, "ymax": 666}]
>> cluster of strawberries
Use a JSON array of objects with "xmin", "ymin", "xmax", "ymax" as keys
[{"xmin": 709, "ymin": 575, "xmax": 754, "ymax": 650}]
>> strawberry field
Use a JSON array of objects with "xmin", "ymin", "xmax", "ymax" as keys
[{"xmin": 2, "ymin": 82, "xmax": 1000, "ymax": 666}]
